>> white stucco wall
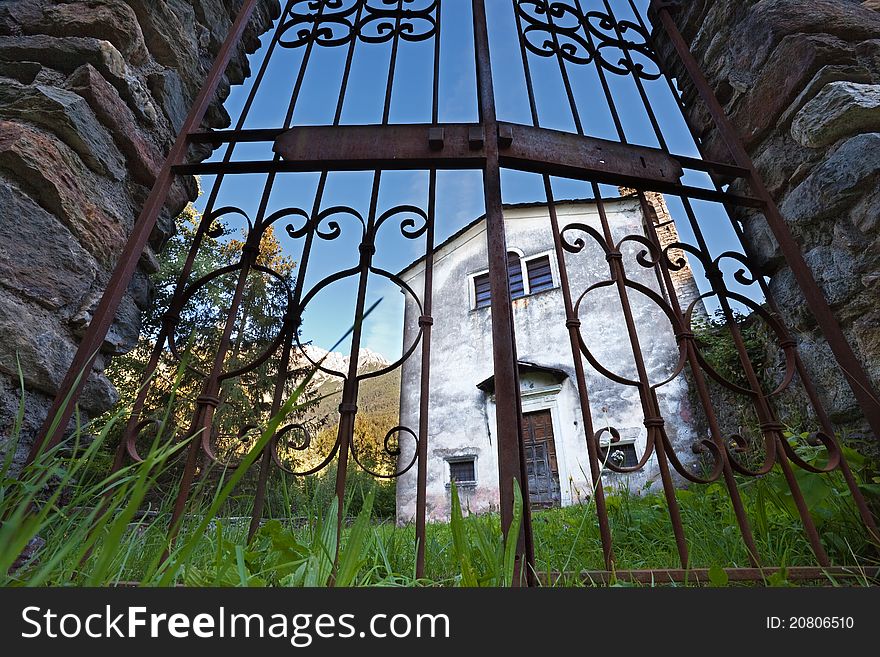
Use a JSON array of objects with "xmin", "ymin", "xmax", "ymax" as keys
[{"xmin": 395, "ymin": 199, "xmax": 702, "ymax": 523}]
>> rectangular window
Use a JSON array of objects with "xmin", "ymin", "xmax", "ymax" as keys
[
  {"xmin": 526, "ymin": 255, "xmax": 553, "ymax": 293},
  {"xmin": 600, "ymin": 443, "xmax": 638, "ymax": 468},
  {"xmin": 508, "ymin": 252, "xmax": 525, "ymax": 299},
  {"xmin": 474, "ymin": 273, "xmax": 491, "ymax": 308},
  {"xmin": 472, "ymin": 253, "xmax": 552, "ymax": 309},
  {"xmin": 449, "ymin": 458, "xmax": 476, "ymax": 483}
]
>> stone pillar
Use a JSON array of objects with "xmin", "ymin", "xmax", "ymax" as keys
[
  {"xmin": 0, "ymin": 1, "xmax": 280, "ymax": 467},
  {"xmin": 654, "ymin": 0, "xmax": 880, "ymax": 431}
]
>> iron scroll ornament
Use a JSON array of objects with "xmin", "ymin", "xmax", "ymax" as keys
[
  {"xmin": 657, "ymin": 242, "xmax": 843, "ymax": 479},
  {"xmin": 515, "ymin": 0, "xmax": 662, "ymax": 79},
  {"xmin": 559, "ymin": 222, "xmax": 843, "ymax": 484},
  {"xmin": 560, "ymin": 223, "xmax": 723, "ymax": 483},
  {"xmin": 279, "ymin": 0, "xmax": 439, "ymax": 48},
  {"xmin": 270, "ymin": 202, "xmax": 429, "ymax": 479}
]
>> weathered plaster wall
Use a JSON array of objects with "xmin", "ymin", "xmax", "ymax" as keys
[
  {"xmin": 396, "ymin": 200, "xmax": 704, "ymax": 523},
  {"xmin": 653, "ymin": 0, "xmax": 880, "ymax": 430},
  {"xmin": 0, "ymin": 0, "xmax": 280, "ymax": 464}
]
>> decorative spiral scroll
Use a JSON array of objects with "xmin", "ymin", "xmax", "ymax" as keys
[
  {"xmin": 293, "ymin": 202, "xmax": 428, "ymax": 382},
  {"xmin": 722, "ymin": 431, "xmax": 777, "ymax": 477},
  {"xmin": 573, "ymin": 278, "xmax": 688, "ymax": 389},
  {"xmin": 316, "ymin": 205, "xmax": 368, "ymax": 242},
  {"xmin": 279, "ymin": 0, "xmax": 438, "ymax": 49},
  {"xmin": 514, "ymin": 0, "xmax": 661, "ymax": 79},
  {"xmin": 618, "ymin": 234, "xmax": 661, "ymax": 270},
  {"xmin": 219, "ymin": 264, "xmax": 295, "ymax": 382},
  {"xmin": 660, "ymin": 242, "xmax": 764, "ymax": 291},
  {"xmin": 124, "ymin": 418, "xmax": 162, "ymax": 463},
  {"xmin": 372, "ymin": 204, "xmax": 429, "ymax": 241},
  {"xmin": 595, "ymin": 425, "xmax": 654, "ymax": 474},
  {"xmin": 518, "ymin": 0, "xmax": 594, "ymax": 64},
  {"xmin": 264, "ymin": 207, "xmax": 310, "ymax": 239},
  {"xmin": 165, "ymin": 262, "xmax": 242, "ymax": 377},
  {"xmin": 664, "ymin": 434, "xmax": 723, "ymax": 485},
  {"xmin": 781, "ymin": 432, "xmax": 841, "ymax": 474},
  {"xmin": 560, "ymin": 222, "xmax": 610, "ymax": 255},
  {"xmin": 716, "ymin": 251, "xmax": 761, "ymax": 288},
  {"xmin": 166, "ymin": 259, "xmax": 293, "ymax": 382},
  {"xmin": 350, "ymin": 425, "xmax": 419, "ymax": 478},
  {"xmin": 595, "ymin": 422, "xmax": 723, "ymax": 484},
  {"xmin": 683, "ymin": 290, "xmax": 798, "ymax": 399},
  {"xmin": 271, "ymin": 423, "xmax": 343, "ymax": 477},
  {"xmin": 200, "ymin": 421, "xmax": 264, "ymax": 471},
  {"xmin": 359, "ymin": 0, "xmax": 438, "ymax": 43},
  {"xmin": 202, "ymin": 205, "xmax": 253, "ymax": 241}
]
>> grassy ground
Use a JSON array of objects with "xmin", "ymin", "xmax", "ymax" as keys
[
  {"xmin": 2, "ymin": 367, "xmax": 877, "ymax": 587},
  {"xmin": 5, "ymin": 459, "xmax": 877, "ymax": 587}
]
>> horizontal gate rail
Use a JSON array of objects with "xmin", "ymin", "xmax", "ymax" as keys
[
  {"xmin": 542, "ymin": 567, "xmax": 880, "ymax": 586},
  {"xmin": 176, "ymin": 123, "xmax": 762, "ymax": 207}
]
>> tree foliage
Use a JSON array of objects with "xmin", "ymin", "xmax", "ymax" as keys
[{"xmin": 107, "ymin": 203, "xmax": 314, "ymax": 461}]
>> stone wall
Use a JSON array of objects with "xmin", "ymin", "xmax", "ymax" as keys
[
  {"xmin": 0, "ymin": 0, "xmax": 280, "ymax": 465},
  {"xmin": 653, "ymin": 0, "xmax": 880, "ymax": 430}
]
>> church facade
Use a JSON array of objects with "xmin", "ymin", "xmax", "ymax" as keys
[{"xmin": 395, "ymin": 194, "xmax": 706, "ymax": 523}]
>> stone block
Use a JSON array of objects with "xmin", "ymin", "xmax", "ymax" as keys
[
  {"xmin": 791, "ymin": 81, "xmax": 880, "ymax": 148},
  {"xmin": 781, "ymin": 132, "xmax": 880, "ymax": 226},
  {"xmin": 0, "ymin": 119, "xmax": 128, "ymax": 265},
  {"xmin": 0, "ymin": 180, "xmax": 98, "ymax": 313},
  {"xmin": 728, "ymin": 34, "xmax": 855, "ymax": 150},
  {"xmin": 66, "ymin": 63, "xmax": 163, "ymax": 186},
  {"xmin": 0, "ymin": 60, "xmax": 42, "ymax": 84},
  {"xmin": 32, "ymin": 0, "xmax": 148, "ymax": 63},
  {"xmin": 728, "ymin": 0, "xmax": 880, "ymax": 76},
  {"xmin": 0, "ymin": 78, "xmax": 126, "ymax": 179},
  {"xmin": 147, "ymin": 68, "xmax": 187, "ymax": 132}
]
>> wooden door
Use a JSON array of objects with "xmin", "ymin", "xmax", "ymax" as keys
[{"xmin": 522, "ymin": 410, "xmax": 561, "ymax": 508}]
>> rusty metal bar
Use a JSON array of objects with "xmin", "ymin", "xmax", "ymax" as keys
[
  {"xmin": 635, "ymin": 193, "xmax": 761, "ymax": 567},
  {"xmin": 472, "ymin": 0, "xmax": 535, "ymax": 587},
  {"xmin": 270, "ymin": 121, "xmax": 684, "ymax": 182},
  {"xmin": 542, "ymin": 566, "xmax": 880, "ymax": 586},
  {"xmin": 198, "ymin": 124, "xmax": 750, "ymax": 179},
  {"xmin": 273, "ymin": 123, "xmax": 485, "ymax": 169},
  {"xmin": 111, "ymin": 0, "xmax": 299, "ymax": 523},
  {"xmin": 414, "ymin": 0, "xmax": 443, "ymax": 582},
  {"xmin": 185, "ymin": 129, "xmax": 761, "ymax": 207},
  {"xmin": 247, "ymin": 0, "xmax": 369, "ymax": 541},
  {"xmin": 167, "ymin": 0, "xmax": 334, "ymax": 548},
  {"xmin": 509, "ymin": 0, "xmax": 614, "ymax": 570},
  {"xmin": 499, "ymin": 123, "xmax": 680, "ymax": 184}
]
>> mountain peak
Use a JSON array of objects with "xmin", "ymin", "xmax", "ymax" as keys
[{"xmin": 301, "ymin": 345, "xmax": 391, "ymax": 385}]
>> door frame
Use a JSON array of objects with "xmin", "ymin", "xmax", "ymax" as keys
[
  {"xmin": 521, "ymin": 408, "xmax": 562, "ymax": 509},
  {"xmin": 487, "ymin": 381, "xmax": 574, "ymax": 507}
]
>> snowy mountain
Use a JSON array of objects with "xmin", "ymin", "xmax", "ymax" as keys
[{"xmin": 300, "ymin": 345, "xmax": 391, "ymax": 386}]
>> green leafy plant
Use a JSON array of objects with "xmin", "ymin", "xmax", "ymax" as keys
[{"xmin": 448, "ymin": 482, "xmax": 524, "ymax": 587}]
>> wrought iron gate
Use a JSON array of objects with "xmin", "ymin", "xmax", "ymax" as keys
[{"xmin": 28, "ymin": 0, "xmax": 880, "ymax": 585}]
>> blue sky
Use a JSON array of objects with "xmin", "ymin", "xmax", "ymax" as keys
[{"xmin": 195, "ymin": 0, "xmax": 746, "ymax": 360}]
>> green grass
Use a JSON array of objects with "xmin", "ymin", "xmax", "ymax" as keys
[
  {"xmin": 4, "ymin": 442, "xmax": 877, "ymax": 587},
  {"xmin": 2, "ymin": 357, "xmax": 878, "ymax": 587}
]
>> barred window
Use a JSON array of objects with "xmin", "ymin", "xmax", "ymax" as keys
[
  {"xmin": 473, "ymin": 273, "xmax": 492, "ymax": 309},
  {"xmin": 449, "ymin": 458, "xmax": 476, "ymax": 483},
  {"xmin": 508, "ymin": 252, "xmax": 525, "ymax": 299},
  {"xmin": 600, "ymin": 443, "xmax": 639, "ymax": 468}
]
